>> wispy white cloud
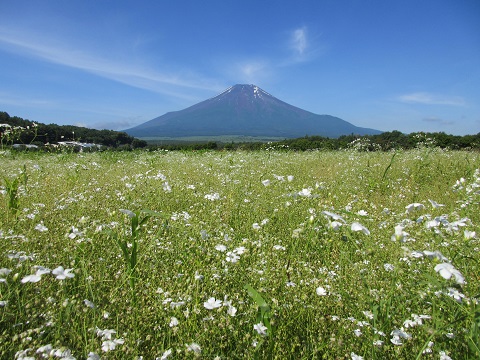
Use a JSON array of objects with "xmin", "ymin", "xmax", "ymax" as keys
[
  {"xmin": 0, "ymin": 92, "xmax": 56, "ymax": 108},
  {"xmin": 422, "ymin": 117, "xmax": 454, "ymax": 125},
  {"xmin": 219, "ymin": 55, "xmax": 272, "ymax": 85},
  {"xmin": 92, "ymin": 116, "xmax": 145, "ymax": 131},
  {"xmin": 238, "ymin": 60, "xmax": 271, "ymax": 84},
  {"xmin": 281, "ymin": 25, "xmax": 324, "ymax": 66},
  {"xmin": 0, "ymin": 27, "xmax": 223, "ymax": 99},
  {"xmin": 291, "ymin": 27, "xmax": 308, "ymax": 56},
  {"xmin": 397, "ymin": 92, "xmax": 466, "ymax": 106}
]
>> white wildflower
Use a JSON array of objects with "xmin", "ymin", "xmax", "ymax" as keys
[
  {"xmin": 328, "ymin": 221, "xmax": 342, "ymax": 231},
  {"xmin": 169, "ymin": 317, "xmax": 179, "ymax": 327},
  {"xmin": 84, "ymin": 299, "xmax": 95, "ymax": 308},
  {"xmin": 362, "ymin": 310, "xmax": 374, "ymax": 319},
  {"xmin": 34, "ymin": 223, "xmax": 48, "ymax": 232},
  {"xmin": 439, "ymin": 351, "xmax": 452, "ymax": 360},
  {"xmin": 351, "ymin": 222, "xmax": 370, "ymax": 235},
  {"xmin": 316, "ymin": 286, "xmax": 328, "ymax": 296},
  {"xmin": 322, "ymin": 211, "xmax": 345, "ymax": 223},
  {"xmin": 52, "ymin": 266, "xmax": 75, "ymax": 280},
  {"xmin": 391, "ymin": 225, "xmax": 407, "ymax": 242},
  {"xmin": 101, "ymin": 338, "xmax": 124, "ymax": 352},
  {"xmin": 464, "ymin": 230, "xmax": 476, "ymax": 239},
  {"xmin": 203, "ymin": 297, "xmax": 222, "ymax": 310},
  {"xmin": 253, "ymin": 322, "xmax": 268, "ymax": 336},
  {"xmin": 226, "ymin": 251, "xmax": 240, "ymax": 263},
  {"xmin": 298, "ymin": 188, "xmax": 312, "ymax": 197},
  {"xmin": 446, "ymin": 287, "xmax": 465, "ymax": 302},
  {"xmin": 351, "ymin": 352, "xmax": 364, "ymax": 360},
  {"xmin": 204, "ymin": 193, "xmax": 221, "ymax": 201},
  {"xmin": 434, "ymin": 263, "xmax": 465, "ymax": 284},
  {"xmin": 87, "ymin": 352, "xmax": 101, "ymax": 360},
  {"xmin": 405, "ymin": 203, "xmax": 425, "ymax": 213},
  {"xmin": 159, "ymin": 349, "xmax": 172, "ymax": 359},
  {"xmin": 227, "ymin": 305, "xmax": 237, "ymax": 317},
  {"xmin": 384, "ymin": 263, "xmax": 394, "ymax": 272},
  {"xmin": 215, "ymin": 244, "xmax": 227, "ymax": 252},
  {"xmin": 428, "ymin": 199, "xmax": 444, "ymax": 208},
  {"xmin": 185, "ymin": 343, "xmax": 201, "ymax": 354}
]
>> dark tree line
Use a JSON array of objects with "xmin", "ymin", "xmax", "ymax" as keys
[
  {"xmin": 0, "ymin": 112, "xmax": 147, "ymax": 148},
  {"xmin": 144, "ymin": 131, "xmax": 480, "ymax": 152},
  {"xmin": 2, "ymin": 111, "xmax": 478, "ymax": 152}
]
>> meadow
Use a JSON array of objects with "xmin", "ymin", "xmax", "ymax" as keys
[{"xmin": 0, "ymin": 147, "xmax": 479, "ymax": 359}]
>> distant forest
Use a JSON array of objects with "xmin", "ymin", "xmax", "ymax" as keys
[
  {"xmin": 146, "ymin": 131, "xmax": 480, "ymax": 152},
  {"xmin": 1, "ymin": 111, "xmax": 479, "ymax": 151},
  {"xmin": 266, "ymin": 131, "xmax": 480, "ymax": 151},
  {"xmin": 0, "ymin": 112, "xmax": 147, "ymax": 149}
]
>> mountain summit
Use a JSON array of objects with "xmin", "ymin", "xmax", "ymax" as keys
[{"xmin": 124, "ymin": 84, "xmax": 381, "ymax": 138}]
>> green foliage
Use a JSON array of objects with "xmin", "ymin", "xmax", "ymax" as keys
[
  {"xmin": 381, "ymin": 151, "xmax": 397, "ymax": 182},
  {"xmin": 245, "ymin": 284, "xmax": 274, "ymax": 336},
  {"xmin": 467, "ymin": 298, "xmax": 480, "ymax": 357},
  {"xmin": 273, "ymin": 131, "xmax": 480, "ymax": 152},
  {"xmin": 2, "ymin": 166, "xmax": 27, "ymax": 218},
  {"xmin": 141, "ymin": 131, "xmax": 480, "ymax": 151},
  {"xmin": 3, "ymin": 111, "xmax": 480, "ymax": 152},
  {"xmin": 0, "ymin": 111, "xmax": 145, "ymax": 148},
  {"xmin": 3, "ymin": 176, "xmax": 20, "ymax": 215},
  {"xmin": 106, "ymin": 209, "xmax": 164, "ymax": 304}
]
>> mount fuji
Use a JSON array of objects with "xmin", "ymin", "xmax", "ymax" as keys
[{"xmin": 124, "ymin": 84, "xmax": 381, "ymax": 138}]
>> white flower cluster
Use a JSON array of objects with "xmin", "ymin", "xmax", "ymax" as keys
[
  {"xmin": 20, "ymin": 265, "xmax": 75, "ymax": 283},
  {"xmin": 203, "ymin": 296, "xmax": 237, "ymax": 316}
]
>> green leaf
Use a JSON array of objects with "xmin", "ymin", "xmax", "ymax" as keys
[
  {"xmin": 381, "ymin": 151, "xmax": 397, "ymax": 182},
  {"xmin": 245, "ymin": 284, "xmax": 273, "ymax": 336},
  {"xmin": 138, "ymin": 215, "xmax": 151, "ymax": 228},
  {"xmin": 244, "ymin": 284, "xmax": 269, "ymax": 310}
]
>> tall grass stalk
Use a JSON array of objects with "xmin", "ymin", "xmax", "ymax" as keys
[
  {"xmin": 107, "ymin": 209, "xmax": 164, "ymax": 305},
  {"xmin": 3, "ymin": 166, "xmax": 26, "ymax": 219}
]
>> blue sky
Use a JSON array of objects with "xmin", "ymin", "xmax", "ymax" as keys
[{"xmin": 0, "ymin": 1, "xmax": 479, "ymax": 135}]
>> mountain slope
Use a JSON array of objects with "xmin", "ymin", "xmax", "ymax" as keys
[{"xmin": 125, "ymin": 84, "xmax": 381, "ymax": 138}]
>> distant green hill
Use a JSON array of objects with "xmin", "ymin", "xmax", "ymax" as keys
[{"xmin": 0, "ymin": 111, "xmax": 146, "ymax": 148}]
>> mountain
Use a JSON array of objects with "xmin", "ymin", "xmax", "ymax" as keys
[{"xmin": 124, "ymin": 84, "xmax": 381, "ymax": 138}]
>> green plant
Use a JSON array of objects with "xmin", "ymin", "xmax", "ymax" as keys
[
  {"xmin": 245, "ymin": 284, "xmax": 275, "ymax": 357},
  {"xmin": 466, "ymin": 297, "xmax": 480, "ymax": 358},
  {"xmin": 381, "ymin": 151, "xmax": 397, "ymax": 182},
  {"xmin": 3, "ymin": 166, "xmax": 26, "ymax": 217},
  {"xmin": 4, "ymin": 176, "xmax": 19, "ymax": 215},
  {"xmin": 245, "ymin": 284, "xmax": 274, "ymax": 337},
  {"xmin": 107, "ymin": 209, "xmax": 164, "ymax": 304}
]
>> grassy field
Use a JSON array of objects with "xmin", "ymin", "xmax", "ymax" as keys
[
  {"xmin": 0, "ymin": 148, "xmax": 479, "ymax": 359},
  {"xmin": 138, "ymin": 135, "xmax": 287, "ymax": 145}
]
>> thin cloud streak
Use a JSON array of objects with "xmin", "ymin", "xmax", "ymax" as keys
[
  {"xmin": 0, "ymin": 92, "xmax": 55, "ymax": 108},
  {"xmin": 226, "ymin": 25, "xmax": 323, "ymax": 87},
  {"xmin": 397, "ymin": 92, "xmax": 466, "ymax": 106},
  {"xmin": 280, "ymin": 25, "xmax": 323, "ymax": 67},
  {"xmin": 291, "ymin": 27, "xmax": 308, "ymax": 56},
  {"xmin": 92, "ymin": 117, "xmax": 145, "ymax": 131},
  {"xmin": 0, "ymin": 28, "xmax": 223, "ymax": 99},
  {"xmin": 237, "ymin": 60, "xmax": 271, "ymax": 84},
  {"xmin": 422, "ymin": 117, "xmax": 454, "ymax": 126}
]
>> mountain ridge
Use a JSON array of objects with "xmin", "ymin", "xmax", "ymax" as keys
[{"xmin": 124, "ymin": 84, "xmax": 382, "ymax": 138}]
